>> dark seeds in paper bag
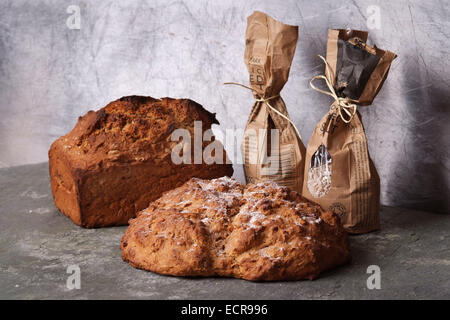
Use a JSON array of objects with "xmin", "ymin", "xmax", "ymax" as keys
[
  {"xmin": 335, "ymin": 39, "xmax": 380, "ymax": 100},
  {"xmin": 303, "ymin": 29, "xmax": 397, "ymax": 234}
]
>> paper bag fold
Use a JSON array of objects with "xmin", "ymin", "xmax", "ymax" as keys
[
  {"xmin": 242, "ymin": 11, "xmax": 305, "ymax": 192},
  {"xmin": 303, "ymin": 29, "xmax": 396, "ymax": 234}
]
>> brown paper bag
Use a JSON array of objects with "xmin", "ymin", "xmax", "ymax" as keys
[
  {"xmin": 238, "ymin": 11, "xmax": 305, "ymax": 192},
  {"xmin": 302, "ymin": 29, "xmax": 397, "ymax": 234}
]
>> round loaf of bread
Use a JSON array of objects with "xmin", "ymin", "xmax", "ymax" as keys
[{"xmin": 120, "ymin": 177, "xmax": 351, "ymax": 281}]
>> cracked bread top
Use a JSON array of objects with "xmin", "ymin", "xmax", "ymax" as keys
[
  {"xmin": 50, "ymin": 96, "xmax": 220, "ymax": 170},
  {"xmin": 121, "ymin": 177, "xmax": 351, "ymax": 281}
]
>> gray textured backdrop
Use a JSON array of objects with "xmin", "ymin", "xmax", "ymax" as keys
[{"xmin": 0, "ymin": 0, "xmax": 448, "ymax": 213}]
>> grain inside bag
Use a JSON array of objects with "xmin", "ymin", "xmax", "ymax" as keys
[
  {"xmin": 227, "ymin": 11, "xmax": 306, "ymax": 192},
  {"xmin": 303, "ymin": 29, "xmax": 396, "ymax": 234}
]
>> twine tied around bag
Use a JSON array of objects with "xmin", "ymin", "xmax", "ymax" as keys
[
  {"xmin": 223, "ymin": 82, "xmax": 302, "ymax": 139},
  {"xmin": 309, "ymin": 55, "xmax": 358, "ymax": 124}
]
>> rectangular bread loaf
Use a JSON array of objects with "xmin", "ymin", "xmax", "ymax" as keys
[{"xmin": 49, "ymin": 96, "xmax": 233, "ymax": 228}]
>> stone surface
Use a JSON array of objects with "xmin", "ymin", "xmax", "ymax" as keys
[
  {"xmin": 0, "ymin": 163, "xmax": 449, "ymax": 299},
  {"xmin": 0, "ymin": 0, "xmax": 449, "ymax": 214}
]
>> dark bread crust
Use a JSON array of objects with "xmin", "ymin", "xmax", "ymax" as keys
[
  {"xmin": 121, "ymin": 177, "xmax": 351, "ymax": 281},
  {"xmin": 49, "ymin": 96, "xmax": 233, "ymax": 228}
]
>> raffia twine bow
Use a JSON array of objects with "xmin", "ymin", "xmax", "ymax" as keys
[
  {"xmin": 223, "ymin": 82, "xmax": 302, "ymax": 139},
  {"xmin": 310, "ymin": 55, "xmax": 358, "ymax": 124}
]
